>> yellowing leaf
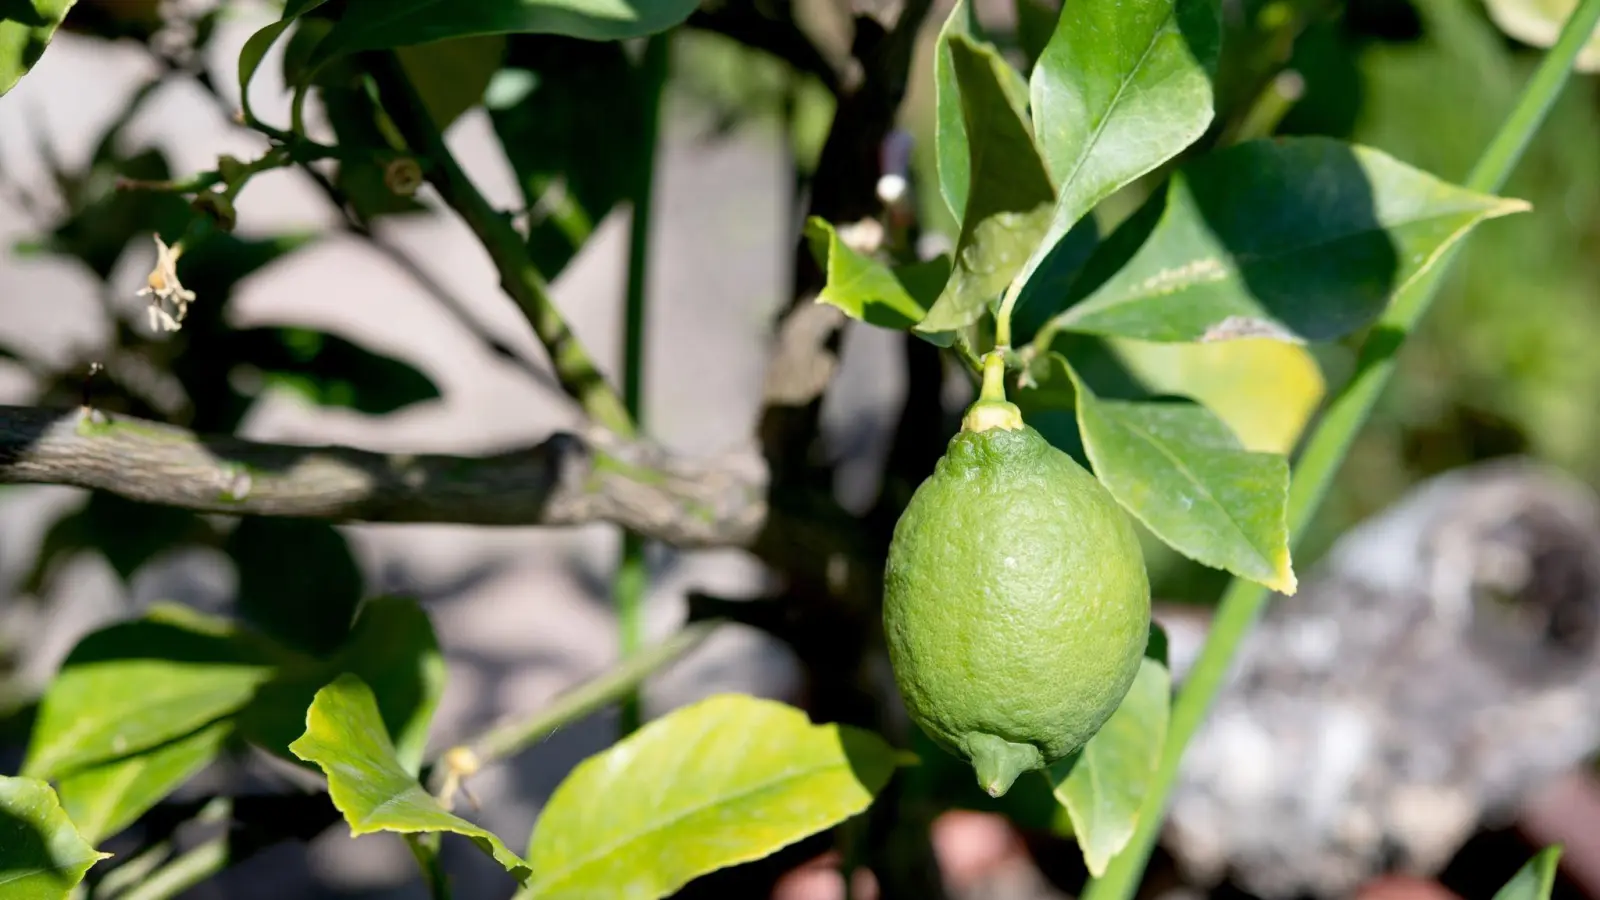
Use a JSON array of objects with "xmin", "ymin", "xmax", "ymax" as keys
[
  {"xmin": 521, "ymin": 693, "xmax": 902, "ymax": 900},
  {"xmin": 1111, "ymin": 337, "xmax": 1326, "ymax": 453}
]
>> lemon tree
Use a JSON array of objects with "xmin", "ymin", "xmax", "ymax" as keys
[{"xmin": 0, "ymin": 0, "xmax": 1592, "ymax": 897}]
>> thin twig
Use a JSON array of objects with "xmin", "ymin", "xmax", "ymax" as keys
[
  {"xmin": 365, "ymin": 52, "xmax": 635, "ymax": 437},
  {"xmin": 428, "ymin": 620, "xmax": 721, "ymax": 802}
]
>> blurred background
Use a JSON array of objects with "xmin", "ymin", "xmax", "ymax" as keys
[{"xmin": 2, "ymin": 0, "xmax": 1599, "ymax": 898}]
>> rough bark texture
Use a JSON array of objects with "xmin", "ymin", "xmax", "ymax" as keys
[
  {"xmin": 0, "ymin": 405, "xmax": 767, "ymax": 546},
  {"xmin": 1164, "ymin": 457, "xmax": 1600, "ymax": 899}
]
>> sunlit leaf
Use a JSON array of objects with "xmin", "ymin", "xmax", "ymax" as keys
[
  {"xmin": 56, "ymin": 721, "xmax": 231, "ymax": 845},
  {"xmin": 805, "ymin": 217, "xmax": 950, "ymax": 330},
  {"xmin": 0, "ymin": 776, "xmax": 109, "ymax": 899},
  {"xmin": 1049, "ymin": 657, "xmax": 1170, "ymax": 876},
  {"xmin": 290, "ymin": 674, "xmax": 530, "ymax": 880},
  {"xmin": 240, "ymin": 597, "xmax": 443, "ymax": 776},
  {"xmin": 1042, "ymin": 138, "xmax": 1530, "ymax": 345},
  {"xmin": 521, "ymin": 693, "xmax": 903, "ymax": 899},
  {"xmin": 1492, "ymin": 846, "xmax": 1563, "ymax": 900},
  {"xmin": 918, "ymin": 35, "xmax": 1055, "ymax": 334},
  {"xmin": 0, "ymin": 0, "xmax": 78, "ymax": 97},
  {"xmin": 1069, "ymin": 363, "xmax": 1295, "ymax": 593},
  {"xmin": 21, "ymin": 606, "xmax": 276, "ymax": 781},
  {"xmin": 1019, "ymin": 0, "xmax": 1220, "ymax": 289}
]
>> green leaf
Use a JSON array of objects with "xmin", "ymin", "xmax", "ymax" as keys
[
  {"xmin": 1486, "ymin": 0, "xmax": 1600, "ymax": 72},
  {"xmin": 227, "ymin": 518, "xmax": 364, "ymax": 657},
  {"xmin": 487, "ymin": 38, "xmax": 644, "ymax": 279},
  {"xmin": 21, "ymin": 606, "xmax": 275, "ymax": 780},
  {"xmin": 805, "ymin": 217, "xmax": 950, "ymax": 329},
  {"xmin": 1014, "ymin": 0, "xmax": 1056, "ymax": 70},
  {"xmin": 1069, "ymin": 366, "xmax": 1296, "ymax": 593},
  {"xmin": 0, "ymin": 776, "xmax": 109, "ymax": 899},
  {"xmin": 1048, "ymin": 657, "xmax": 1170, "ymax": 877},
  {"xmin": 232, "ymin": 327, "xmax": 440, "ymax": 416},
  {"xmin": 918, "ymin": 35, "xmax": 1056, "ymax": 334},
  {"xmin": 1045, "ymin": 137, "xmax": 1531, "ymax": 344},
  {"xmin": 290, "ymin": 674, "xmax": 530, "ymax": 880},
  {"xmin": 933, "ymin": 0, "xmax": 978, "ymax": 223},
  {"xmin": 237, "ymin": 0, "xmax": 329, "ymax": 122},
  {"xmin": 0, "ymin": 0, "xmax": 77, "ymax": 97},
  {"xmin": 240, "ymin": 596, "xmax": 444, "ymax": 775},
  {"xmin": 1019, "ymin": 0, "xmax": 1219, "ymax": 288},
  {"xmin": 521, "ymin": 693, "xmax": 902, "ymax": 899},
  {"xmin": 396, "ymin": 34, "xmax": 507, "ymax": 130},
  {"xmin": 1492, "ymin": 846, "xmax": 1563, "ymax": 900},
  {"xmin": 314, "ymin": 0, "xmax": 697, "ymax": 65},
  {"xmin": 56, "ymin": 721, "xmax": 231, "ymax": 845}
]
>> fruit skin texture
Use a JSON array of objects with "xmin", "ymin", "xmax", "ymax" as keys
[{"xmin": 884, "ymin": 419, "xmax": 1150, "ymax": 796}]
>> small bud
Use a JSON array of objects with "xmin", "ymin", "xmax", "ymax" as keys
[
  {"xmin": 384, "ymin": 157, "xmax": 424, "ymax": 197},
  {"xmin": 191, "ymin": 190, "xmax": 237, "ymax": 232}
]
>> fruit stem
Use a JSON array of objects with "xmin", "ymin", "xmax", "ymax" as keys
[{"xmin": 978, "ymin": 350, "xmax": 1008, "ymax": 403}]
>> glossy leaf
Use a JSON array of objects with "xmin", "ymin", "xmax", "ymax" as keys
[
  {"xmin": 918, "ymin": 35, "xmax": 1055, "ymax": 334},
  {"xmin": 232, "ymin": 327, "xmax": 440, "ymax": 416},
  {"xmin": 240, "ymin": 596, "xmax": 444, "ymax": 775},
  {"xmin": 933, "ymin": 0, "xmax": 976, "ymax": 223},
  {"xmin": 0, "ymin": 776, "xmax": 109, "ymax": 899},
  {"xmin": 21, "ymin": 606, "xmax": 275, "ymax": 780},
  {"xmin": 0, "ymin": 0, "xmax": 77, "ymax": 97},
  {"xmin": 521, "ymin": 693, "xmax": 902, "ymax": 899},
  {"xmin": 932, "ymin": 0, "xmax": 1025, "ymax": 221},
  {"xmin": 1492, "ymin": 846, "xmax": 1563, "ymax": 900},
  {"xmin": 1049, "ymin": 657, "xmax": 1170, "ymax": 876},
  {"xmin": 805, "ymin": 217, "xmax": 950, "ymax": 329},
  {"xmin": 1111, "ymin": 337, "xmax": 1326, "ymax": 454},
  {"xmin": 488, "ymin": 37, "xmax": 644, "ymax": 279},
  {"xmin": 290, "ymin": 674, "xmax": 530, "ymax": 880},
  {"xmin": 1044, "ymin": 138, "xmax": 1530, "ymax": 345},
  {"xmin": 1070, "ymin": 366, "xmax": 1295, "ymax": 593},
  {"xmin": 56, "ymin": 721, "xmax": 231, "ymax": 845},
  {"xmin": 397, "ymin": 35, "xmax": 506, "ymax": 130},
  {"xmin": 314, "ymin": 0, "xmax": 698, "ymax": 65},
  {"xmin": 1486, "ymin": 0, "xmax": 1600, "ymax": 72},
  {"xmin": 227, "ymin": 517, "xmax": 363, "ymax": 657},
  {"xmin": 1020, "ymin": 0, "xmax": 1220, "ymax": 286},
  {"xmin": 237, "ymin": 0, "xmax": 329, "ymax": 121}
]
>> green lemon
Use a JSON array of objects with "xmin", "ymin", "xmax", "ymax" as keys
[{"xmin": 884, "ymin": 397, "xmax": 1150, "ymax": 797}]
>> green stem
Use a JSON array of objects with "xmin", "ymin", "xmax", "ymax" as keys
[
  {"xmin": 615, "ymin": 34, "xmax": 670, "ymax": 736},
  {"xmin": 118, "ymin": 838, "xmax": 227, "ymax": 900},
  {"xmin": 406, "ymin": 833, "xmax": 452, "ymax": 899},
  {"xmin": 366, "ymin": 53, "xmax": 635, "ymax": 437},
  {"xmin": 1082, "ymin": 2, "xmax": 1600, "ymax": 897},
  {"xmin": 428, "ymin": 621, "xmax": 720, "ymax": 794}
]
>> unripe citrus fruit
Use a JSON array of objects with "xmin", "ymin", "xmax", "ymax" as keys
[{"xmin": 884, "ymin": 396, "xmax": 1150, "ymax": 797}]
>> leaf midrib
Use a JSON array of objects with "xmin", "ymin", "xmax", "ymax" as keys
[
  {"xmin": 531, "ymin": 757, "xmax": 858, "ymax": 893},
  {"xmin": 1051, "ymin": 12, "xmax": 1173, "ymax": 216},
  {"xmin": 1064, "ymin": 203, "xmax": 1504, "ymax": 324},
  {"xmin": 1105, "ymin": 409, "xmax": 1275, "ymax": 573}
]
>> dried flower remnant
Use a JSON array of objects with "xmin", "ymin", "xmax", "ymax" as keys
[{"xmin": 136, "ymin": 235, "xmax": 196, "ymax": 333}]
